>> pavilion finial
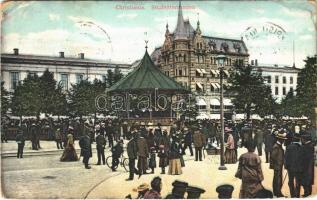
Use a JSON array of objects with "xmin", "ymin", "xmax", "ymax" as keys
[
  {"xmin": 145, "ymin": 40, "xmax": 149, "ymax": 50},
  {"xmin": 144, "ymin": 31, "xmax": 148, "ymax": 50}
]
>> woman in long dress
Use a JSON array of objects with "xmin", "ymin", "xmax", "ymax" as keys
[
  {"xmin": 60, "ymin": 133, "xmax": 79, "ymax": 161},
  {"xmin": 168, "ymin": 136, "xmax": 182, "ymax": 175},
  {"xmin": 224, "ymin": 128, "xmax": 237, "ymax": 164}
]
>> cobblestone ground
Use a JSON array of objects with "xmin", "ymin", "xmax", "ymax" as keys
[{"xmin": 1, "ymin": 141, "xmax": 316, "ymax": 199}]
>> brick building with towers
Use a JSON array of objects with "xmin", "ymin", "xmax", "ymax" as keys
[{"xmin": 151, "ymin": 2, "xmax": 250, "ymax": 118}]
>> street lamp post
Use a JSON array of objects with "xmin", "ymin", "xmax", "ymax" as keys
[{"xmin": 216, "ymin": 54, "xmax": 227, "ymax": 170}]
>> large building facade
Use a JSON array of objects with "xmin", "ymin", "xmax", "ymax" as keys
[
  {"xmin": 252, "ymin": 62, "xmax": 300, "ymax": 102},
  {"xmin": 1, "ymin": 48, "xmax": 131, "ymax": 92},
  {"xmin": 151, "ymin": 2, "xmax": 249, "ymax": 117}
]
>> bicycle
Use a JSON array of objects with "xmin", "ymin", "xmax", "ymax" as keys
[{"xmin": 106, "ymin": 154, "xmax": 129, "ymax": 172}]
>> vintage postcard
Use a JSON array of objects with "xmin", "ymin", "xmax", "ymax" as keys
[{"xmin": 1, "ymin": 0, "xmax": 316, "ymax": 199}]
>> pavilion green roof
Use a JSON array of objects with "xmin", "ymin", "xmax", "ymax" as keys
[{"xmin": 108, "ymin": 50, "xmax": 189, "ymax": 94}]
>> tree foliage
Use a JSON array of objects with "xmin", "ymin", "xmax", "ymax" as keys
[
  {"xmin": 296, "ymin": 56, "xmax": 317, "ymax": 120},
  {"xmin": 227, "ymin": 65, "xmax": 275, "ymax": 120},
  {"xmin": 1, "ymin": 81, "xmax": 10, "ymax": 116}
]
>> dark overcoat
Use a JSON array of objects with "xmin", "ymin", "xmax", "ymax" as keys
[
  {"xmin": 301, "ymin": 142, "xmax": 315, "ymax": 185},
  {"xmin": 79, "ymin": 135, "xmax": 92, "ymax": 158}
]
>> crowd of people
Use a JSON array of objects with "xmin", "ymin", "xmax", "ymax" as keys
[{"xmin": 1, "ymin": 117, "xmax": 316, "ymax": 198}]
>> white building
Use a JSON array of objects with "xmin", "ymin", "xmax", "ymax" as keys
[
  {"xmin": 252, "ymin": 61, "xmax": 300, "ymax": 102},
  {"xmin": 1, "ymin": 48, "xmax": 132, "ymax": 92}
]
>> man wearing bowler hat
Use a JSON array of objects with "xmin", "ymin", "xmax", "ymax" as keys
[
  {"xmin": 235, "ymin": 140, "xmax": 264, "ymax": 198},
  {"xmin": 284, "ymin": 133, "xmax": 303, "ymax": 197},
  {"xmin": 270, "ymin": 131, "xmax": 287, "ymax": 197},
  {"xmin": 186, "ymin": 185, "xmax": 205, "ymax": 199},
  {"xmin": 300, "ymin": 134, "xmax": 315, "ymax": 197},
  {"xmin": 165, "ymin": 180, "xmax": 188, "ymax": 199},
  {"xmin": 216, "ymin": 184, "xmax": 234, "ymax": 199}
]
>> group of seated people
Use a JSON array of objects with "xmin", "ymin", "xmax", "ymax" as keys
[{"xmin": 125, "ymin": 176, "xmax": 274, "ymax": 199}]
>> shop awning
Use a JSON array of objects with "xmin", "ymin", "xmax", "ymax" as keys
[
  {"xmin": 224, "ymin": 98, "xmax": 233, "ymax": 106},
  {"xmin": 211, "ymin": 83, "xmax": 218, "ymax": 89},
  {"xmin": 210, "ymin": 70, "xmax": 218, "ymax": 75},
  {"xmin": 201, "ymin": 69, "xmax": 207, "ymax": 74},
  {"xmin": 210, "ymin": 114, "xmax": 220, "ymax": 119},
  {"xmin": 210, "ymin": 98, "xmax": 220, "ymax": 106},
  {"xmin": 196, "ymin": 82, "xmax": 203, "ymax": 89},
  {"xmin": 196, "ymin": 98, "xmax": 207, "ymax": 106},
  {"xmin": 224, "ymin": 70, "xmax": 230, "ymax": 76},
  {"xmin": 196, "ymin": 69, "xmax": 203, "ymax": 74}
]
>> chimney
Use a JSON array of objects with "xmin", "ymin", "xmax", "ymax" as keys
[
  {"xmin": 13, "ymin": 48, "xmax": 19, "ymax": 55},
  {"xmin": 59, "ymin": 52, "xmax": 64, "ymax": 58},
  {"xmin": 255, "ymin": 59, "xmax": 258, "ymax": 66},
  {"xmin": 79, "ymin": 53, "xmax": 84, "ymax": 59},
  {"xmin": 251, "ymin": 60, "xmax": 254, "ymax": 66}
]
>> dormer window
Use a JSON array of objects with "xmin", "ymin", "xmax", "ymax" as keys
[
  {"xmin": 208, "ymin": 40, "xmax": 216, "ymax": 51},
  {"xmin": 221, "ymin": 42, "xmax": 229, "ymax": 52},
  {"xmin": 233, "ymin": 43, "xmax": 241, "ymax": 53}
]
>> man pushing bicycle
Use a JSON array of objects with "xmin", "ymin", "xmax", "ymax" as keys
[{"xmin": 111, "ymin": 140, "xmax": 124, "ymax": 171}]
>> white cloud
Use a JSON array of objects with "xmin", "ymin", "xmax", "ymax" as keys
[
  {"xmin": 48, "ymin": 13, "xmax": 60, "ymax": 21},
  {"xmin": 116, "ymin": 13, "xmax": 138, "ymax": 19},
  {"xmin": 282, "ymin": 7, "xmax": 310, "ymax": 18},
  {"xmin": 299, "ymin": 34, "xmax": 314, "ymax": 40}
]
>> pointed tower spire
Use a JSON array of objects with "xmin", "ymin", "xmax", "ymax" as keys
[
  {"xmin": 174, "ymin": 0, "xmax": 187, "ymax": 39},
  {"xmin": 165, "ymin": 22, "xmax": 170, "ymax": 37},
  {"xmin": 196, "ymin": 19, "xmax": 201, "ymax": 35}
]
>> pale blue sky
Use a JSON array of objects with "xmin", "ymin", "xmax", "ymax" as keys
[{"xmin": 1, "ymin": 1, "xmax": 316, "ymax": 67}]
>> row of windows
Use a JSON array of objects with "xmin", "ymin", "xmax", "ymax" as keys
[
  {"xmin": 266, "ymin": 76, "xmax": 294, "ymax": 84},
  {"xmin": 163, "ymin": 55, "xmax": 244, "ymax": 66},
  {"xmin": 9, "ymin": 72, "xmax": 108, "ymax": 90},
  {"xmin": 274, "ymin": 87, "xmax": 294, "ymax": 96}
]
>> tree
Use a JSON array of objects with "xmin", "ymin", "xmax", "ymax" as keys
[
  {"xmin": 51, "ymin": 83, "xmax": 68, "ymax": 117},
  {"xmin": 113, "ymin": 66, "xmax": 123, "ymax": 84},
  {"xmin": 68, "ymin": 80, "xmax": 94, "ymax": 118},
  {"xmin": 91, "ymin": 79, "xmax": 107, "ymax": 122},
  {"xmin": 106, "ymin": 67, "xmax": 123, "ymax": 88},
  {"xmin": 296, "ymin": 56, "xmax": 317, "ymax": 120},
  {"xmin": 1, "ymin": 82, "xmax": 10, "ymax": 117},
  {"xmin": 106, "ymin": 69, "xmax": 114, "ymax": 87},
  {"xmin": 11, "ymin": 74, "xmax": 42, "ymax": 119},
  {"xmin": 227, "ymin": 65, "xmax": 275, "ymax": 120},
  {"xmin": 40, "ymin": 69, "xmax": 58, "ymax": 115},
  {"xmin": 279, "ymin": 89, "xmax": 301, "ymax": 118}
]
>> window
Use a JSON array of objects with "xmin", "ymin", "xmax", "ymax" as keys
[
  {"xmin": 267, "ymin": 76, "xmax": 271, "ymax": 83},
  {"xmin": 290, "ymin": 87, "xmax": 293, "ymax": 93},
  {"xmin": 179, "ymin": 69, "xmax": 182, "ymax": 76},
  {"xmin": 28, "ymin": 72, "xmax": 36, "ymax": 77},
  {"xmin": 290, "ymin": 77, "xmax": 293, "ymax": 84},
  {"xmin": 102, "ymin": 75, "xmax": 107, "ymax": 83},
  {"xmin": 184, "ymin": 54, "xmax": 186, "ymax": 62},
  {"xmin": 60, "ymin": 74, "xmax": 68, "ymax": 90},
  {"xmin": 283, "ymin": 76, "xmax": 286, "ymax": 84},
  {"xmin": 210, "ymin": 57, "xmax": 213, "ymax": 64},
  {"xmin": 283, "ymin": 87, "xmax": 286, "ymax": 95},
  {"xmin": 275, "ymin": 87, "xmax": 279, "ymax": 95},
  {"xmin": 10, "ymin": 72, "xmax": 19, "ymax": 90},
  {"xmin": 76, "ymin": 74, "xmax": 84, "ymax": 84},
  {"xmin": 275, "ymin": 76, "xmax": 279, "ymax": 84}
]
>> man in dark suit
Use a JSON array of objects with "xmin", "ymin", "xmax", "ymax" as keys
[
  {"xmin": 15, "ymin": 130, "xmax": 25, "ymax": 158},
  {"xmin": 79, "ymin": 133, "xmax": 92, "ymax": 169},
  {"xmin": 96, "ymin": 131, "xmax": 106, "ymax": 165},
  {"xmin": 270, "ymin": 132, "xmax": 286, "ymax": 197},
  {"xmin": 301, "ymin": 134, "xmax": 315, "ymax": 197},
  {"xmin": 264, "ymin": 130, "xmax": 276, "ymax": 163},
  {"xmin": 193, "ymin": 129, "xmax": 205, "ymax": 161},
  {"xmin": 284, "ymin": 134, "xmax": 303, "ymax": 197},
  {"xmin": 126, "ymin": 129, "xmax": 139, "ymax": 181},
  {"xmin": 137, "ymin": 132, "xmax": 149, "ymax": 177},
  {"xmin": 182, "ymin": 127, "xmax": 193, "ymax": 156}
]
